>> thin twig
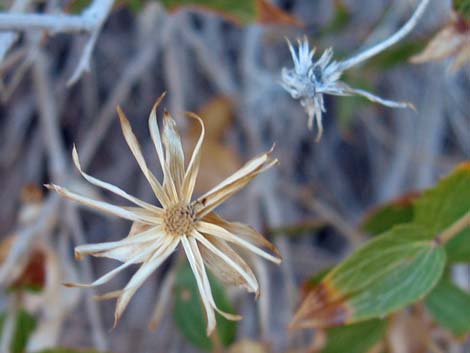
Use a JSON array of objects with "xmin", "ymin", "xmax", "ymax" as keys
[
  {"xmin": 67, "ymin": 0, "xmax": 115, "ymax": 85},
  {"xmin": 436, "ymin": 212, "xmax": 470, "ymax": 244},
  {"xmin": 338, "ymin": 0, "xmax": 431, "ymax": 71},
  {"xmin": 0, "ymin": 13, "xmax": 95, "ymax": 32},
  {"xmin": 287, "ymin": 187, "xmax": 366, "ymax": 248},
  {"xmin": 79, "ymin": 10, "xmax": 163, "ymax": 168},
  {"xmin": 0, "ymin": 0, "xmax": 32, "ymax": 63},
  {"xmin": 32, "ymin": 49, "xmax": 67, "ymax": 183},
  {"xmin": 32, "ymin": 46, "xmax": 108, "ymax": 350},
  {"xmin": 65, "ymin": 205, "xmax": 108, "ymax": 351}
]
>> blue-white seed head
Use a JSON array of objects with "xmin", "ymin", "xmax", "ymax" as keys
[
  {"xmin": 281, "ymin": 37, "xmax": 343, "ymax": 141},
  {"xmin": 281, "ymin": 37, "xmax": 412, "ymax": 142}
]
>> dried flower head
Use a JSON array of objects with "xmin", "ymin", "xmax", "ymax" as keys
[
  {"xmin": 45, "ymin": 93, "xmax": 281, "ymax": 335},
  {"xmin": 281, "ymin": 0, "xmax": 432, "ymax": 141}
]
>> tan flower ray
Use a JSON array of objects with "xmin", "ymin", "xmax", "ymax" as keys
[{"xmin": 46, "ymin": 93, "xmax": 281, "ymax": 335}]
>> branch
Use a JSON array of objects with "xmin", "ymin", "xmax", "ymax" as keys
[
  {"xmin": 67, "ymin": 0, "xmax": 115, "ymax": 85},
  {"xmin": 32, "ymin": 49, "xmax": 68, "ymax": 183},
  {"xmin": 0, "ymin": 0, "xmax": 115, "ymax": 85},
  {"xmin": 0, "ymin": 13, "xmax": 94, "ymax": 33},
  {"xmin": 32, "ymin": 46, "xmax": 108, "ymax": 350},
  {"xmin": 338, "ymin": 0, "xmax": 431, "ymax": 71},
  {"xmin": 65, "ymin": 205, "xmax": 108, "ymax": 351},
  {"xmin": 79, "ymin": 7, "xmax": 163, "ymax": 168},
  {"xmin": 0, "ymin": 0, "xmax": 32, "ymax": 63},
  {"xmin": 286, "ymin": 186, "xmax": 366, "ymax": 248}
]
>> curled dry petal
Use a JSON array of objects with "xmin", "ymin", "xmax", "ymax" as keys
[
  {"xmin": 193, "ymin": 230, "xmax": 259, "ymax": 295},
  {"xmin": 196, "ymin": 221, "xmax": 281, "ymax": 264},
  {"xmin": 189, "ymin": 236, "xmax": 242, "ymax": 323},
  {"xmin": 181, "ymin": 235, "xmax": 216, "ymax": 334},
  {"xmin": 73, "ymin": 225, "xmax": 163, "ymax": 261},
  {"xmin": 114, "ymin": 237, "xmax": 180, "ymax": 325},
  {"xmin": 44, "ymin": 184, "xmax": 156, "ymax": 224},
  {"xmin": 72, "ymin": 145, "xmax": 164, "ymax": 214},
  {"xmin": 117, "ymin": 106, "xmax": 170, "ymax": 207},
  {"xmin": 193, "ymin": 146, "xmax": 278, "ymax": 218},
  {"xmin": 181, "ymin": 112, "xmax": 205, "ymax": 204},
  {"xmin": 162, "ymin": 109, "xmax": 185, "ymax": 195},
  {"xmin": 203, "ymin": 212, "xmax": 281, "ymax": 260}
]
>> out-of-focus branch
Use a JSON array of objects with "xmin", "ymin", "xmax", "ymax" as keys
[
  {"xmin": 0, "ymin": 0, "xmax": 114, "ymax": 33},
  {"xmin": 80, "ymin": 4, "xmax": 164, "ymax": 167},
  {"xmin": 66, "ymin": 0, "xmax": 115, "ymax": 85},
  {"xmin": 286, "ymin": 186, "xmax": 366, "ymax": 248},
  {"xmin": 32, "ymin": 47, "xmax": 108, "ymax": 350},
  {"xmin": 0, "ymin": 0, "xmax": 115, "ymax": 84},
  {"xmin": 0, "ymin": 193, "xmax": 60, "ymax": 284},
  {"xmin": 65, "ymin": 205, "xmax": 108, "ymax": 351},
  {"xmin": 32, "ymin": 49, "xmax": 67, "ymax": 183},
  {"xmin": 0, "ymin": 0, "xmax": 32, "ymax": 62},
  {"xmin": 0, "ymin": 13, "xmax": 94, "ymax": 32}
]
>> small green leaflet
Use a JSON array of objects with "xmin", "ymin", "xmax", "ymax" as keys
[
  {"xmin": 445, "ymin": 231, "xmax": 470, "ymax": 263},
  {"xmin": 425, "ymin": 277, "xmax": 470, "ymax": 336},
  {"xmin": 161, "ymin": 0, "xmax": 256, "ymax": 24},
  {"xmin": 291, "ymin": 224, "xmax": 446, "ymax": 328},
  {"xmin": 161, "ymin": 0, "xmax": 302, "ymax": 26},
  {"xmin": 453, "ymin": 0, "xmax": 470, "ymax": 19},
  {"xmin": 361, "ymin": 192, "xmax": 417, "ymax": 236},
  {"xmin": 414, "ymin": 163, "xmax": 470, "ymax": 263},
  {"xmin": 0, "ymin": 309, "xmax": 37, "ymax": 353},
  {"xmin": 320, "ymin": 319, "xmax": 387, "ymax": 353},
  {"xmin": 173, "ymin": 260, "xmax": 237, "ymax": 351},
  {"xmin": 413, "ymin": 163, "xmax": 470, "ymax": 234}
]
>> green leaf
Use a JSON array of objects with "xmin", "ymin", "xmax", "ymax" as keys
[
  {"xmin": 67, "ymin": 0, "xmax": 92, "ymax": 13},
  {"xmin": 320, "ymin": 319, "xmax": 387, "ymax": 353},
  {"xmin": 361, "ymin": 193, "xmax": 417, "ymax": 236},
  {"xmin": 162, "ymin": 0, "xmax": 256, "ymax": 24},
  {"xmin": 173, "ymin": 261, "xmax": 237, "ymax": 351},
  {"xmin": 291, "ymin": 224, "xmax": 446, "ymax": 328},
  {"xmin": 321, "ymin": 1, "xmax": 351, "ymax": 35},
  {"xmin": 445, "ymin": 229, "xmax": 470, "ymax": 263},
  {"xmin": 453, "ymin": 0, "xmax": 470, "ymax": 19},
  {"xmin": 414, "ymin": 163, "xmax": 470, "ymax": 234},
  {"xmin": 425, "ymin": 277, "xmax": 470, "ymax": 336},
  {"xmin": 161, "ymin": 0, "xmax": 301, "ymax": 26},
  {"xmin": 413, "ymin": 163, "xmax": 470, "ymax": 262},
  {"xmin": 0, "ymin": 309, "xmax": 37, "ymax": 353}
]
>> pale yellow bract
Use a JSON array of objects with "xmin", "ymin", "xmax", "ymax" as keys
[{"xmin": 46, "ymin": 93, "xmax": 281, "ymax": 335}]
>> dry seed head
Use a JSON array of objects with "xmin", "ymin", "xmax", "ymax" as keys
[{"xmin": 163, "ymin": 203, "xmax": 195, "ymax": 236}]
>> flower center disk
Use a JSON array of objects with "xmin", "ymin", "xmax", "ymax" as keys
[{"xmin": 163, "ymin": 204, "xmax": 195, "ymax": 237}]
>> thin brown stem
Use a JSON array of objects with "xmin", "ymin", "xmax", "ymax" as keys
[
  {"xmin": 210, "ymin": 328, "xmax": 224, "ymax": 353},
  {"xmin": 435, "ymin": 212, "xmax": 470, "ymax": 244}
]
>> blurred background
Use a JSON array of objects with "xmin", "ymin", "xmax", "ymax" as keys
[{"xmin": 0, "ymin": 0, "xmax": 469, "ymax": 352}]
